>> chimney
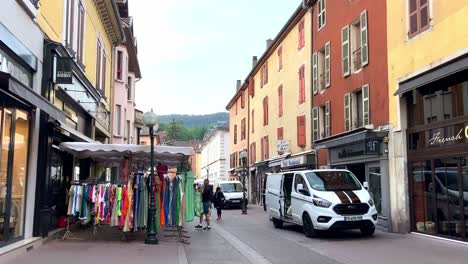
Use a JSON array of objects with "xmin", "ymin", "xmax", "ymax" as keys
[
  {"xmin": 252, "ymin": 56, "xmax": 258, "ymax": 68},
  {"xmin": 266, "ymin": 38, "xmax": 273, "ymax": 49},
  {"xmin": 236, "ymin": 80, "xmax": 242, "ymax": 91}
]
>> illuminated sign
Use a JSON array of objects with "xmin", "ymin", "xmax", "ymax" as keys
[{"xmin": 428, "ymin": 125, "xmax": 468, "ymax": 145}]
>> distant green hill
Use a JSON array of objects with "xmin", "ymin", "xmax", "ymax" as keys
[{"xmin": 158, "ymin": 112, "xmax": 229, "ymax": 128}]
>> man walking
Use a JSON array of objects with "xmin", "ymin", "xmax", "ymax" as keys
[{"xmin": 195, "ymin": 179, "xmax": 213, "ymax": 230}]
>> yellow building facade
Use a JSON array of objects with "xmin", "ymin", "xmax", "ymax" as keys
[{"xmin": 387, "ymin": 0, "xmax": 468, "ymax": 238}]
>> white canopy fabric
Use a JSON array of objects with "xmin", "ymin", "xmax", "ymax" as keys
[{"xmin": 59, "ymin": 142, "xmax": 194, "ymax": 163}]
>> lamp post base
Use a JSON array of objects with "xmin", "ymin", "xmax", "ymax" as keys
[{"xmin": 145, "ymin": 238, "xmax": 159, "ymax": 245}]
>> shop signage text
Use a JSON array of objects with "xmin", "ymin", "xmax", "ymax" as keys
[
  {"xmin": 428, "ymin": 125, "xmax": 468, "ymax": 145},
  {"xmin": 276, "ymin": 140, "xmax": 290, "ymax": 152},
  {"xmin": 0, "ymin": 50, "xmax": 32, "ymax": 87},
  {"xmin": 334, "ymin": 139, "xmax": 381, "ymax": 160},
  {"xmin": 54, "ymin": 57, "xmax": 73, "ymax": 84},
  {"xmin": 282, "ymin": 156, "xmax": 305, "ymax": 168}
]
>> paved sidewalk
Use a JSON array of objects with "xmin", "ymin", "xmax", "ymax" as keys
[{"xmin": 218, "ymin": 205, "xmax": 468, "ymax": 264}]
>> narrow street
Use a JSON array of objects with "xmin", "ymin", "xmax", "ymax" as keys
[{"xmin": 6, "ymin": 205, "xmax": 468, "ymax": 264}]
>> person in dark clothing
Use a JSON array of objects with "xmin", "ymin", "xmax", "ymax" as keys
[
  {"xmin": 196, "ymin": 179, "xmax": 214, "ymax": 230},
  {"xmin": 213, "ymin": 187, "xmax": 225, "ymax": 221}
]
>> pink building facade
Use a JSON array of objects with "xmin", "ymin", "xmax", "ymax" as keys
[{"xmin": 112, "ymin": 1, "xmax": 141, "ymax": 144}]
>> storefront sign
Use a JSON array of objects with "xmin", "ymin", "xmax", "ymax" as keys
[
  {"xmin": 282, "ymin": 156, "xmax": 305, "ymax": 168},
  {"xmin": 428, "ymin": 126, "xmax": 468, "ymax": 145},
  {"xmin": 332, "ymin": 140, "xmax": 381, "ymax": 161},
  {"xmin": 276, "ymin": 140, "xmax": 290, "ymax": 152},
  {"xmin": 54, "ymin": 57, "xmax": 73, "ymax": 84},
  {"xmin": 0, "ymin": 49, "xmax": 32, "ymax": 87}
]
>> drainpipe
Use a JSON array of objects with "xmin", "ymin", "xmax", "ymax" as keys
[{"xmin": 308, "ymin": 5, "xmax": 317, "ymax": 169}]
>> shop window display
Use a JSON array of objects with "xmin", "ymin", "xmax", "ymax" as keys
[{"xmin": 412, "ymin": 161, "xmax": 435, "ymax": 234}]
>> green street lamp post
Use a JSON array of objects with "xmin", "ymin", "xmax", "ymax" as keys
[
  {"xmin": 143, "ymin": 110, "xmax": 159, "ymax": 245},
  {"xmin": 240, "ymin": 149, "xmax": 248, "ymax": 215}
]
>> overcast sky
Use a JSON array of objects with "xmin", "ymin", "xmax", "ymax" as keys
[{"xmin": 130, "ymin": 0, "xmax": 300, "ymax": 115}]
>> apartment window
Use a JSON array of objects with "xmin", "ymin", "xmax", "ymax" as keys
[
  {"xmin": 95, "ymin": 39, "xmax": 106, "ymax": 94},
  {"xmin": 76, "ymin": 0, "xmax": 85, "ymax": 64},
  {"xmin": 261, "ymin": 136, "xmax": 269, "ymax": 161},
  {"xmin": 298, "ymin": 20, "xmax": 305, "ymax": 50},
  {"xmin": 241, "ymin": 90, "xmax": 245, "ymax": 109},
  {"xmin": 234, "ymin": 124, "xmax": 238, "ymax": 144},
  {"xmin": 116, "ymin": 50, "xmax": 123, "ymax": 80},
  {"xmin": 342, "ymin": 10, "xmax": 368, "ymax": 76},
  {"xmin": 263, "ymin": 96, "xmax": 269, "ymax": 126},
  {"xmin": 251, "ymin": 109, "xmax": 255, "ymax": 133},
  {"xmin": 297, "ymin": 115, "xmax": 306, "ymax": 147},
  {"xmin": 409, "ymin": 0, "xmax": 430, "ymax": 37},
  {"xmin": 318, "ymin": 0, "xmax": 326, "ymax": 30},
  {"xmin": 278, "ymin": 85, "xmax": 283, "ymax": 117},
  {"xmin": 250, "ymin": 142, "xmax": 256, "ymax": 165},
  {"xmin": 241, "ymin": 118, "xmax": 246, "ymax": 141},
  {"xmin": 65, "ymin": 0, "xmax": 75, "ymax": 49},
  {"xmin": 277, "ymin": 127, "xmax": 284, "ymax": 155},
  {"xmin": 278, "ymin": 46, "xmax": 283, "ymax": 70},
  {"xmin": 115, "ymin": 105, "xmax": 121, "ymax": 135},
  {"xmin": 249, "ymin": 77, "xmax": 255, "ymax": 97},
  {"xmin": 313, "ymin": 102, "xmax": 331, "ymax": 141},
  {"xmin": 126, "ymin": 120, "xmax": 131, "ymax": 143},
  {"xmin": 299, "ymin": 65, "xmax": 306, "ymax": 103},
  {"xmin": 344, "ymin": 84, "xmax": 370, "ymax": 131},
  {"xmin": 235, "ymin": 101, "xmax": 238, "ymax": 115},
  {"xmin": 261, "ymin": 62, "xmax": 269, "ymax": 87},
  {"xmin": 127, "ymin": 76, "xmax": 132, "ymax": 101},
  {"xmin": 313, "ymin": 42, "xmax": 330, "ymax": 94}
]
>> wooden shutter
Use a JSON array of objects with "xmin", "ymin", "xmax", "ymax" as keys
[
  {"xmin": 360, "ymin": 10, "xmax": 369, "ymax": 67},
  {"xmin": 260, "ymin": 66, "xmax": 264, "ymax": 88},
  {"xmin": 299, "ymin": 65, "xmax": 305, "ymax": 103},
  {"xmin": 298, "ymin": 20, "xmax": 305, "ymax": 49},
  {"xmin": 249, "ymin": 77, "xmax": 255, "ymax": 97},
  {"xmin": 277, "ymin": 127, "xmax": 284, "ymax": 140},
  {"xmin": 251, "ymin": 109, "xmax": 255, "ymax": 133},
  {"xmin": 278, "ymin": 85, "xmax": 283, "ymax": 117},
  {"xmin": 265, "ymin": 61, "xmax": 269, "ymax": 84},
  {"xmin": 312, "ymin": 52, "xmax": 318, "ymax": 94},
  {"xmin": 96, "ymin": 41, "xmax": 101, "ymax": 90},
  {"xmin": 297, "ymin": 116, "xmax": 306, "ymax": 147},
  {"xmin": 325, "ymin": 101, "xmax": 330, "ymax": 137},
  {"xmin": 312, "ymin": 108, "xmax": 319, "ymax": 141},
  {"xmin": 263, "ymin": 96, "xmax": 269, "ymax": 126},
  {"xmin": 344, "ymin": 93, "xmax": 351, "ymax": 131},
  {"xmin": 265, "ymin": 136, "xmax": 269, "ymax": 160},
  {"xmin": 362, "ymin": 84, "xmax": 370, "ymax": 125},
  {"xmin": 325, "ymin": 41, "xmax": 331, "ymax": 87},
  {"xmin": 102, "ymin": 52, "xmax": 106, "ymax": 96},
  {"xmin": 241, "ymin": 90, "xmax": 245, "ymax": 108},
  {"xmin": 278, "ymin": 47, "xmax": 283, "ymax": 70},
  {"xmin": 234, "ymin": 124, "xmax": 237, "ymax": 144},
  {"xmin": 342, "ymin": 26, "xmax": 350, "ymax": 76},
  {"xmin": 261, "ymin": 139, "xmax": 264, "ymax": 161}
]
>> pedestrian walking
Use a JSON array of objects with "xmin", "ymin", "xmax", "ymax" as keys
[
  {"xmin": 195, "ymin": 179, "xmax": 213, "ymax": 230},
  {"xmin": 213, "ymin": 187, "xmax": 225, "ymax": 221}
]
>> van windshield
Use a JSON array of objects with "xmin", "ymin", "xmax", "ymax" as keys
[
  {"xmin": 305, "ymin": 171, "xmax": 361, "ymax": 191},
  {"xmin": 220, "ymin": 183, "xmax": 243, "ymax": 193}
]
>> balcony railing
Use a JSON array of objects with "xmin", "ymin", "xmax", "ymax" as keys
[{"xmin": 353, "ymin": 48, "xmax": 362, "ymax": 71}]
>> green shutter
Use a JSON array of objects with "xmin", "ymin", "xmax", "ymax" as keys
[
  {"xmin": 312, "ymin": 52, "xmax": 318, "ymax": 94},
  {"xmin": 342, "ymin": 26, "xmax": 350, "ymax": 76},
  {"xmin": 362, "ymin": 84, "xmax": 370, "ymax": 125},
  {"xmin": 344, "ymin": 93, "xmax": 351, "ymax": 131},
  {"xmin": 325, "ymin": 101, "xmax": 330, "ymax": 137},
  {"xmin": 312, "ymin": 107, "xmax": 319, "ymax": 141},
  {"xmin": 360, "ymin": 10, "xmax": 369, "ymax": 67},
  {"xmin": 325, "ymin": 42, "xmax": 331, "ymax": 88}
]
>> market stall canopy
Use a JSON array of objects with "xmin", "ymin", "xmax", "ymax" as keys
[{"xmin": 59, "ymin": 142, "xmax": 194, "ymax": 163}]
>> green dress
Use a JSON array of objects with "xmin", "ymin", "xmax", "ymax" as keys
[
  {"xmin": 184, "ymin": 172, "xmax": 195, "ymax": 222},
  {"xmin": 194, "ymin": 191, "xmax": 203, "ymax": 217}
]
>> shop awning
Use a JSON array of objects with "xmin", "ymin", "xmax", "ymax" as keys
[
  {"xmin": 59, "ymin": 142, "xmax": 194, "ymax": 163},
  {"xmin": 57, "ymin": 120, "xmax": 96, "ymax": 143},
  {"xmin": 394, "ymin": 54, "xmax": 468, "ymax": 95},
  {"xmin": 0, "ymin": 72, "xmax": 66, "ymax": 122}
]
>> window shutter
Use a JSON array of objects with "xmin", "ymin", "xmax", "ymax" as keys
[
  {"xmin": 299, "ymin": 65, "xmax": 305, "ymax": 103},
  {"xmin": 420, "ymin": 0, "xmax": 430, "ymax": 29},
  {"xmin": 325, "ymin": 41, "xmax": 331, "ymax": 87},
  {"xmin": 241, "ymin": 90, "xmax": 245, "ymax": 108},
  {"xmin": 278, "ymin": 85, "xmax": 283, "ymax": 117},
  {"xmin": 278, "ymin": 47, "xmax": 283, "ymax": 70},
  {"xmin": 360, "ymin": 10, "xmax": 369, "ymax": 67},
  {"xmin": 265, "ymin": 61, "xmax": 269, "ymax": 84},
  {"xmin": 341, "ymin": 26, "xmax": 350, "ymax": 76},
  {"xmin": 325, "ymin": 101, "xmax": 331, "ymax": 137},
  {"xmin": 102, "ymin": 52, "xmax": 106, "ymax": 96},
  {"xmin": 312, "ymin": 52, "xmax": 318, "ymax": 94},
  {"xmin": 96, "ymin": 41, "xmax": 101, "ymax": 90},
  {"xmin": 265, "ymin": 136, "xmax": 269, "ymax": 160},
  {"xmin": 251, "ymin": 109, "xmax": 255, "ymax": 133},
  {"xmin": 362, "ymin": 84, "xmax": 370, "ymax": 125},
  {"xmin": 312, "ymin": 108, "xmax": 319, "ymax": 142},
  {"xmin": 261, "ymin": 139, "xmax": 264, "ymax": 161},
  {"xmin": 409, "ymin": 0, "xmax": 418, "ymax": 35},
  {"xmin": 277, "ymin": 127, "xmax": 284, "ymax": 140},
  {"xmin": 249, "ymin": 77, "xmax": 255, "ymax": 97},
  {"xmin": 344, "ymin": 93, "xmax": 351, "ymax": 131}
]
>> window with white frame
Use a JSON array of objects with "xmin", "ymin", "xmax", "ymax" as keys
[
  {"xmin": 313, "ymin": 42, "xmax": 330, "ymax": 94},
  {"xmin": 64, "ymin": 0, "xmax": 85, "ymax": 65},
  {"xmin": 115, "ymin": 105, "xmax": 121, "ymax": 135},
  {"xmin": 95, "ymin": 38, "xmax": 107, "ymax": 95},
  {"xmin": 312, "ymin": 101, "xmax": 330, "ymax": 141},
  {"xmin": 127, "ymin": 76, "xmax": 132, "ymax": 101},
  {"xmin": 318, "ymin": 0, "xmax": 326, "ymax": 30},
  {"xmin": 344, "ymin": 84, "xmax": 370, "ymax": 131},
  {"xmin": 342, "ymin": 10, "xmax": 368, "ymax": 77},
  {"xmin": 116, "ymin": 50, "xmax": 123, "ymax": 80}
]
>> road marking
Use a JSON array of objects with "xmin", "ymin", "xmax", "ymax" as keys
[{"xmin": 212, "ymin": 224, "xmax": 272, "ymax": 264}]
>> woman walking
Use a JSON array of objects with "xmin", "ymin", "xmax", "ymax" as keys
[{"xmin": 213, "ymin": 187, "xmax": 225, "ymax": 221}]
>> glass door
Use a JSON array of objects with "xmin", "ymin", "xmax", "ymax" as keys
[{"xmin": 367, "ymin": 164, "xmax": 382, "ymax": 215}]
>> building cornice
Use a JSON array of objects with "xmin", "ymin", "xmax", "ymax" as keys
[{"xmin": 93, "ymin": 0, "xmax": 125, "ymax": 45}]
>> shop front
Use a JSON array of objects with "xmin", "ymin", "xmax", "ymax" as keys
[
  {"xmin": 316, "ymin": 130, "xmax": 391, "ymax": 230},
  {"xmin": 400, "ymin": 61, "xmax": 468, "ymax": 241}
]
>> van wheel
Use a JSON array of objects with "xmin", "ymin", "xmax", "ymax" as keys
[
  {"xmin": 302, "ymin": 213, "xmax": 317, "ymax": 238},
  {"xmin": 360, "ymin": 226, "xmax": 375, "ymax": 236},
  {"xmin": 272, "ymin": 218, "xmax": 283, "ymax": 229}
]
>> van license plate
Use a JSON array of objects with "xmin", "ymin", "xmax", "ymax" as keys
[
  {"xmin": 232, "ymin": 200, "xmax": 240, "ymax": 203},
  {"xmin": 344, "ymin": 216, "xmax": 362, "ymax": 221}
]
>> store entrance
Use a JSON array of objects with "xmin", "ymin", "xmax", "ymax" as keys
[{"xmin": 347, "ymin": 163, "xmax": 366, "ymax": 183}]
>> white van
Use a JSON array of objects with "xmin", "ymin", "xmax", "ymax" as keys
[
  {"xmin": 217, "ymin": 180, "xmax": 248, "ymax": 208},
  {"xmin": 266, "ymin": 169, "xmax": 378, "ymax": 237}
]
